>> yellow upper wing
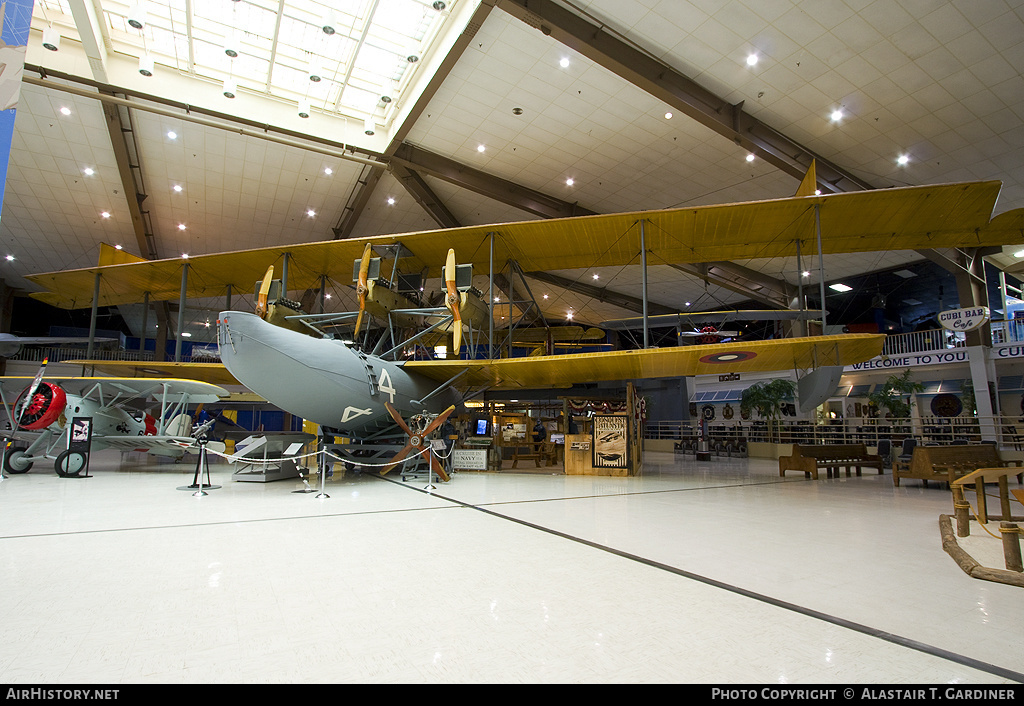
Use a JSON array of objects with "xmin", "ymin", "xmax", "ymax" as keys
[
  {"xmin": 404, "ymin": 334, "xmax": 885, "ymax": 389},
  {"xmin": 25, "ymin": 181, "xmax": 1018, "ymax": 309}
]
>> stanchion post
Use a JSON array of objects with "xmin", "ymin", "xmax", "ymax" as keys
[
  {"xmin": 952, "ymin": 486, "xmax": 970, "ymax": 537},
  {"xmin": 315, "ymin": 437, "xmax": 329, "ymax": 499},
  {"xmin": 1000, "ymin": 523, "xmax": 1023, "ymax": 572},
  {"xmin": 425, "ymin": 445, "xmax": 436, "ymax": 491}
]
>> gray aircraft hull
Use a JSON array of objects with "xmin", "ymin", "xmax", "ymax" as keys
[{"xmin": 217, "ymin": 311, "xmax": 460, "ymax": 435}]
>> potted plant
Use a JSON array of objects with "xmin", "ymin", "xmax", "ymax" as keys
[
  {"xmin": 867, "ymin": 370, "xmax": 923, "ymax": 433},
  {"xmin": 740, "ymin": 378, "xmax": 796, "ymax": 456}
]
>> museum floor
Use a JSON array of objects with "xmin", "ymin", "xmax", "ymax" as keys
[{"xmin": 1, "ymin": 450, "xmax": 1021, "ymax": 684}]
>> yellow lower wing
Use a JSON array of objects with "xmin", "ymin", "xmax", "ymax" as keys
[
  {"xmin": 404, "ymin": 334, "xmax": 884, "ymax": 389},
  {"xmin": 61, "ymin": 361, "xmax": 240, "ymax": 387}
]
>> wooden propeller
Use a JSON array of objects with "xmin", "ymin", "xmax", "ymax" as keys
[
  {"xmin": 381, "ymin": 401, "xmax": 455, "ymax": 482},
  {"xmin": 353, "ymin": 243, "xmax": 372, "ymax": 337},
  {"xmin": 443, "ymin": 248, "xmax": 462, "ymax": 354},
  {"xmin": 255, "ymin": 266, "xmax": 274, "ymax": 320}
]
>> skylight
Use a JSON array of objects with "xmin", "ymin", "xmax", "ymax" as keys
[{"xmin": 34, "ymin": 0, "xmax": 457, "ymax": 125}]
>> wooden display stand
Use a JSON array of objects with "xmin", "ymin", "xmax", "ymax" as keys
[{"xmin": 561, "ymin": 383, "xmax": 643, "ymax": 476}]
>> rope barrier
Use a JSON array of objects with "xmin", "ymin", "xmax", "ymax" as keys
[{"xmin": 199, "ymin": 439, "xmax": 445, "ymax": 471}]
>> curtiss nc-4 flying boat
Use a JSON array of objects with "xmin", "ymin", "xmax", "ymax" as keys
[{"xmin": 22, "ymin": 173, "xmax": 1024, "ymax": 482}]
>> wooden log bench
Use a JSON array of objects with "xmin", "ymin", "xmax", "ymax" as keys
[
  {"xmin": 893, "ymin": 444, "xmax": 1024, "ymax": 488},
  {"xmin": 778, "ymin": 444, "xmax": 883, "ymax": 480}
]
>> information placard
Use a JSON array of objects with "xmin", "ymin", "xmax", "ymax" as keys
[{"xmin": 452, "ymin": 449, "xmax": 488, "ymax": 471}]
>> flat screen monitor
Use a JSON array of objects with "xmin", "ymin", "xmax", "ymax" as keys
[{"xmin": 475, "ymin": 419, "xmax": 490, "ymax": 436}]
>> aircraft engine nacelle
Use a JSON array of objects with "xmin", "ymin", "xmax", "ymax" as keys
[{"xmin": 15, "ymin": 382, "xmax": 68, "ymax": 430}]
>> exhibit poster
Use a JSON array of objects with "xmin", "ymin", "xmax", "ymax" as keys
[
  {"xmin": 592, "ymin": 414, "xmax": 628, "ymax": 469},
  {"xmin": 69, "ymin": 417, "xmax": 93, "ymax": 452}
]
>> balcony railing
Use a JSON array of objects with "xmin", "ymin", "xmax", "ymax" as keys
[
  {"xmin": 645, "ymin": 415, "xmax": 1024, "ymax": 452},
  {"xmin": 7, "ymin": 346, "xmax": 218, "ymax": 365}
]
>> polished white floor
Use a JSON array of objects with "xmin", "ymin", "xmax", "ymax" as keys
[{"xmin": 1, "ymin": 449, "xmax": 1021, "ymax": 684}]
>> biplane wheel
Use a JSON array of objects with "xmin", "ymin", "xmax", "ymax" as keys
[
  {"xmin": 3, "ymin": 447, "xmax": 32, "ymax": 474},
  {"xmin": 55, "ymin": 450, "xmax": 86, "ymax": 478}
]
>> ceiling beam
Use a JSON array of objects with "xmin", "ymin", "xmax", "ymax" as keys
[
  {"xmin": 497, "ymin": 0, "xmax": 873, "ymax": 194},
  {"xmin": 391, "ymin": 164, "xmax": 462, "ymax": 229},
  {"xmin": 101, "ymin": 98, "xmax": 158, "ymax": 261},
  {"xmin": 669, "ymin": 261, "xmax": 799, "ymax": 309},
  {"xmin": 334, "ymin": 1, "xmax": 498, "ymax": 235},
  {"xmin": 392, "ymin": 142, "xmax": 597, "ymax": 219},
  {"xmin": 332, "ymin": 163, "xmax": 388, "ymax": 239},
  {"xmin": 66, "ymin": 0, "xmax": 109, "ymax": 82},
  {"xmin": 524, "ymin": 271, "xmax": 677, "ymax": 316}
]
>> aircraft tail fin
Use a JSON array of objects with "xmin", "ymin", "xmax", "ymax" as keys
[{"xmin": 794, "ymin": 160, "xmax": 818, "ymax": 197}]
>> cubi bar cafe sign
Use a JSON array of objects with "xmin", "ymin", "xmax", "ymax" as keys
[
  {"xmin": 848, "ymin": 307, "xmax": 997, "ymax": 371},
  {"xmin": 938, "ymin": 306, "xmax": 990, "ymax": 332}
]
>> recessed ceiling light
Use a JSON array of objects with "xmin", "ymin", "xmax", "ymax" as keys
[
  {"xmin": 746, "ymin": 53, "xmax": 758, "ymax": 66},
  {"xmin": 477, "ymin": 144, "xmax": 485, "ymax": 153},
  {"xmin": 59, "ymin": 106, "xmax": 71, "ymax": 116},
  {"xmin": 665, "ymin": 112, "xmax": 673, "ymax": 119},
  {"xmin": 830, "ymin": 109, "xmax": 843, "ymax": 122},
  {"xmin": 494, "ymin": 296, "xmax": 500, "ymax": 303},
  {"xmin": 829, "ymin": 283, "xmax": 853, "ymax": 292},
  {"xmin": 181, "ymin": 253, "xmax": 189, "ymax": 258},
  {"xmin": 802, "ymin": 271, "xmax": 811, "ymax": 277},
  {"xmin": 181, "ymin": 332, "xmax": 192, "ymax": 338},
  {"xmin": 543, "ymin": 294, "xmax": 549, "ymax": 299},
  {"xmin": 173, "ymin": 184, "xmax": 182, "ymax": 192},
  {"xmin": 178, "ymin": 224, "xmax": 187, "ymax": 231},
  {"xmin": 100, "ymin": 211, "xmax": 110, "ymax": 218},
  {"xmin": 566, "ymin": 311, "xmax": 573, "ymax": 320},
  {"xmin": 559, "ymin": 57, "xmax": 569, "ymax": 68},
  {"xmin": 5, "ymin": 255, "xmax": 14, "ymax": 262},
  {"xmin": 1015, "ymin": 250, "xmax": 1024, "ymax": 258},
  {"xmin": 324, "ymin": 167, "xmax": 332, "ymax": 175},
  {"xmin": 114, "ymin": 244, "xmax": 123, "ymax": 250},
  {"xmin": 592, "ymin": 273, "xmax": 599, "ymax": 280},
  {"xmin": 745, "ymin": 153, "xmax": 755, "ymax": 162},
  {"xmin": 387, "ymin": 197, "xmax": 395, "ymax": 205},
  {"xmin": 897, "ymin": 154, "xmax": 910, "ymax": 166},
  {"xmin": 324, "ymin": 293, "xmax": 332, "ymax": 300},
  {"xmin": 167, "ymin": 130, "xmax": 177, "ymax": 139},
  {"xmin": 83, "ymin": 167, "xmax": 94, "ymax": 175},
  {"xmin": 684, "ymin": 301, "xmax": 691, "ymax": 307},
  {"xmin": 307, "ymin": 209, "xmax": 316, "ymax": 217},
  {"xmin": 566, "ymin": 178, "xmax": 574, "ymax": 186}
]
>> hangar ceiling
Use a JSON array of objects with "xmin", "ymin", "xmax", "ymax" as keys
[{"xmin": 5, "ymin": 0, "xmax": 1024, "ymax": 344}]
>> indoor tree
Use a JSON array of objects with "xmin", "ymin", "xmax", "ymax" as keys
[
  {"xmin": 867, "ymin": 369, "xmax": 923, "ymax": 421},
  {"xmin": 740, "ymin": 378, "xmax": 796, "ymax": 442}
]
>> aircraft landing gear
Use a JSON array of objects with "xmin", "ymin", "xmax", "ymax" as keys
[
  {"xmin": 3, "ymin": 447, "xmax": 32, "ymax": 474},
  {"xmin": 55, "ymin": 450, "xmax": 88, "ymax": 478}
]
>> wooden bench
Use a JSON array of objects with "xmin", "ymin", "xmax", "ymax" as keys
[
  {"xmin": 893, "ymin": 444, "xmax": 1023, "ymax": 488},
  {"xmin": 779, "ymin": 444, "xmax": 883, "ymax": 480},
  {"xmin": 511, "ymin": 442, "xmax": 543, "ymax": 468}
]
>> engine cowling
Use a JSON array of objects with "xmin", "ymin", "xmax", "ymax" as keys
[{"xmin": 15, "ymin": 382, "xmax": 68, "ymax": 430}]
